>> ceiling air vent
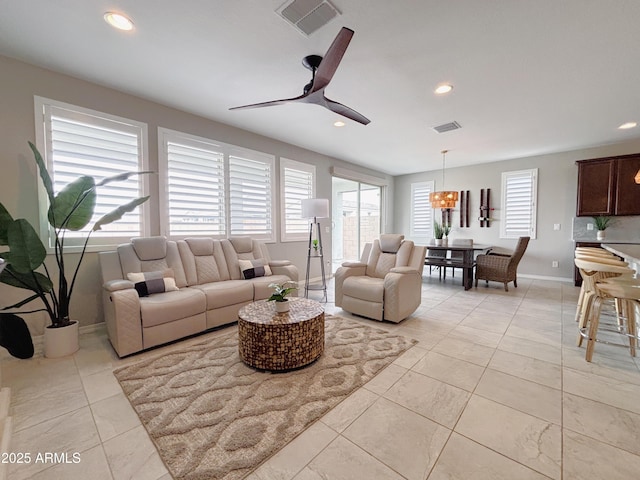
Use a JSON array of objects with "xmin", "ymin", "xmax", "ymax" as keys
[
  {"xmin": 432, "ymin": 121, "xmax": 462, "ymax": 133},
  {"xmin": 276, "ymin": 0, "xmax": 340, "ymax": 36}
]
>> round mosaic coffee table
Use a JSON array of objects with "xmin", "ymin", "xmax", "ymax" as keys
[{"xmin": 238, "ymin": 298, "xmax": 325, "ymax": 371}]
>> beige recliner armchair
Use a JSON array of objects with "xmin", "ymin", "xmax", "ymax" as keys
[{"xmin": 335, "ymin": 234, "xmax": 427, "ymax": 323}]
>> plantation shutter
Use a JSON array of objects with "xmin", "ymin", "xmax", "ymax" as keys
[
  {"xmin": 501, "ymin": 169, "xmax": 537, "ymax": 239},
  {"xmin": 229, "ymin": 155, "xmax": 274, "ymax": 238},
  {"xmin": 410, "ymin": 181, "xmax": 434, "ymax": 240},
  {"xmin": 281, "ymin": 158, "xmax": 315, "ymax": 242},
  {"xmin": 46, "ymin": 104, "xmax": 146, "ymax": 241},
  {"xmin": 166, "ymin": 140, "xmax": 225, "ymax": 236}
]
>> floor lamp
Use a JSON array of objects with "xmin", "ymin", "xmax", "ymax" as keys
[{"xmin": 301, "ymin": 198, "xmax": 329, "ymax": 302}]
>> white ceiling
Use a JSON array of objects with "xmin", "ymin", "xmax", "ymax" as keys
[{"xmin": 1, "ymin": 0, "xmax": 640, "ymax": 175}]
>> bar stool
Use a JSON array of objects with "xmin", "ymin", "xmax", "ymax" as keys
[
  {"xmin": 584, "ymin": 280, "xmax": 640, "ymax": 362},
  {"xmin": 575, "ymin": 248, "xmax": 616, "ymax": 259},
  {"xmin": 574, "ymin": 258, "xmax": 633, "ymax": 344},
  {"xmin": 573, "ymin": 254, "xmax": 629, "ymax": 323}
]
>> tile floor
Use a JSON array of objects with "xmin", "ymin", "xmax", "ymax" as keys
[{"xmin": 4, "ymin": 274, "xmax": 640, "ymax": 479}]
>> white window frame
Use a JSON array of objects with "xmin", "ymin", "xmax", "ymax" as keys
[
  {"xmin": 280, "ymin": 158, "xmax": 316, "ymax": 242},
  {"xmin": 228, "ymin": 149, "xmax": 275, "ymax": 241},
  {"xmin": 158, "ymin": 128, "xmax": 226, "ymax": 238},
  {"xmin": 33, "ymin": 96, "xmax": 150, "ymax": 252},
  {"xmin": 158, "ymin": 128, "xmax": 276, "ymax": 242},
  {"xmin": 410, "ymin": 181, "xmax": 435, "ymax": 241},
  {"xmin": 500, "ymin": 168, "xmax": 538, "ymax": 239}
]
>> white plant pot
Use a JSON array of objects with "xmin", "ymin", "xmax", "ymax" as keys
[
  {"xmin": 44, "ymin": 321, "xmax": 79, "ymax": 358},
  {"xmin": 596, "ymin": 230, "xmax": 606, "ymax": 241},
  {"xmin": 442, "ymin": 237, "xmax": 448, "ymax": 247},
  {"xmin": 275, "ymin": 301, "xmax": 290, "ymax": 313},
  {"xmin": 435, "ymin": 239, "xmax": 443, "ymax": 246}
]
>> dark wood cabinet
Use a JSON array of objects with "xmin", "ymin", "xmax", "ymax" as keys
[
  {"xmin": 576, "ymin": 154, "xmax": 640, "ymax": 216},
  {"xmin": 615, "ymin": 156, "xmax": 640, "ymax": 215}
]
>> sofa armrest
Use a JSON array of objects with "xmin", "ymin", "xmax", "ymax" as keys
[
  {"xmin": 103, "ymin": 287, "xmax": 143, "ymax": 357},
  {"xmin": 104, "ymin": 279, "xmax": 135, "ymax": 292},
  {"xmin": 383, "ymin": 270, "xmax": 423, "ymax": 322},
  {"xmin": 334, "ymin": 264, "xmax": 367, "ymax": 307},
  {"xmin": 269, "ymin": 260, "xmax": 292, "ymax": 267},
  {"xmin": 342, "ymin": 261, "xmax": 367, "ymax": 268},
  {"xmin": 269, "ymin": 263, "xmax": 299, "ymax": 282},
  {"xmin": 390, "ymin": 266, "xmax": 419, "ymax": 275}
]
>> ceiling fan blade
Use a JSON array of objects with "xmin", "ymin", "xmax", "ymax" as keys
[
  {"xmin": 323, "ymin": 96, "xmax": 370, "ymax": 125},
  {"xmin": 310, "ymin": 27, "xmax": 354, "ymax": 92},
  {"xmin": 229, "ymin": 93, "xmax": 307, "ymax": 111}
]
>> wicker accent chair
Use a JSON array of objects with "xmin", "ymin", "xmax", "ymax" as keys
[{"xmin": 475, "ymin": 236, "xmax": 530, "ymax": 292}]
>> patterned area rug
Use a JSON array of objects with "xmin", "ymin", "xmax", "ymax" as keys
[{"xmin": 113, "ymin": 316, "xmax": 417, "ymax": 480}]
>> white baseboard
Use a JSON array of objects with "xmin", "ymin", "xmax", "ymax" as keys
[{"xmin": 519, "ymin": 273, "xmax": 574, "ymax": 283}]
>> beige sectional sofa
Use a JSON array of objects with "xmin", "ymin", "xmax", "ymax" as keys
[{"xmin": 99, "ymin": 236, "xmax": 298, "ymax": 357}]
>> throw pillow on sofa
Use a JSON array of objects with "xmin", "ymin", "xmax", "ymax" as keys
[
  {"xmin": 127, "ymin": 269, "xmax": 179, "ymax": 297},
  {"xmin": 239, "ymin": 259, "xmax": 272, "ymax": 279}
]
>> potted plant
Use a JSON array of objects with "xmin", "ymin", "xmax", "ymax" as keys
[
  {"xmin": 312, "ymin": 239, "xmax": 319, "ymax": 253},
  {"xmin": 592, "ymin": 215, "xmax": 612, "ymax": 241},
  {"xmin": 0, "ymin": 142, "xmax": 151, "ymax": 358},
  {"xmin": 442, "ymin": 222, "xmax": 452, "ymax": 246},
  {"xmin": 433, "ymin": 221, "xmax": 444, "ymax": 246},
  {"xmin": 267, "ymin": 281, "xmax": 298, "ymax": 313}
]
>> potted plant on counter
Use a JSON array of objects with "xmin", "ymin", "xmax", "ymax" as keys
[
  {"xmin": 0, "ymin": 142, "xmax": 151, "ymax": 358},
  {"xmin": 433, "ymin": 221, "xmax": 444, "ymax": 246},
  {"xmin": 267, "ymin": 281, "xmax": 298, "ymax": 313},
  {"xmin": 592, "ymin": 215, "xmax": 612, "ymax": 241}
]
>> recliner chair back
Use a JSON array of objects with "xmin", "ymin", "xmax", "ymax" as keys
[{"xmin": 365, "ymin": 234, "xmax": 413, "ymax": 278}]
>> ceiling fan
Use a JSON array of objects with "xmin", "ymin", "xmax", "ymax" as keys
[{"xmin": 230, "ymin": 27, "xmax": 370, "ymax": 125}]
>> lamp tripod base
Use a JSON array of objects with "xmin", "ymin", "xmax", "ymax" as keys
[{"xmin": 304, "ymin": 217, "xmax": 327, "ymax": 303}]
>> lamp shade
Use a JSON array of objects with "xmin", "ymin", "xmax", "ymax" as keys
[
  {"xmin": 635, "ymin": 169, "xmax": 640, "ymax": 184},
  {"xmin": 301, "ymin": 198, "xmax": 329, "ymax": 219}
]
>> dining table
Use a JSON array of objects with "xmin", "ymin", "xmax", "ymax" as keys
[{"xmin": 424, "ymin": 243, "xmax": 492, "ymax": 290}]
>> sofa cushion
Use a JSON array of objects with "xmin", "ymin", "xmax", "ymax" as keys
[
  {"xmin": 239, "ymin": 259, "xmax": 272, "ymax": 279},
  {"xmin": 343, "ymin": 276, "xmax": 384, "ymax": 303},
  {"xmin": 195, "ymin": 280, "xmax": 254, "ymax": 309},
  {"xmin": 229, "ymin": 236, "xmax": 253, "ymax": 253},
  {"xmin": 132, "ymin": 236, "xmax": 168, "ymax": 260},
  {"xmin": 127, "ymin": 269, "xmax": 178, "ymax": 297},
  {"xmin": 379, "ymin": 234, "xmax": 404, "ymax": 253},
  {"xmin": 139, "ymin": 288, "xmax": 206, "ymax": 328}
]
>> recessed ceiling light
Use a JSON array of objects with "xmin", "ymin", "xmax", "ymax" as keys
[
  {"xmin": 434, "ymin": 84, "xmax": 453, "ymax": 95},
  {"xmin": 618, "ymin": 122, "xmax": 637, "ymax": 130},
  {"xmin": 333, "ymin": 121, "xmax": 345, "ymax": 127},
  {"xmin": 104, "ymin": 12, "xmax": 134, "ymax": 31}
]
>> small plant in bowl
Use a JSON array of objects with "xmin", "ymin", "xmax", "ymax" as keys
[
  {"xmin": 268, "ymin": 281, "xmax": 298, "ymax": 302},
  {"xmin": 592, "ymin": 216, "xmax": 612, "ymax": 241},
  {"xmin": 433, "ymin": 221, "xmax": 444, "ymax": 240},
  {"xmin": 268, "ymin": 281, "xmax": 298, "ymax": 313},
  {"xmin": 592, "ymin": 216, "xmax": 612, "ymax": 231},
  {"xmin": 312, "ymin": 239, "xmax": 319, "ymax": 252}
]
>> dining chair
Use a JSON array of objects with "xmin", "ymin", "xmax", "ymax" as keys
[
  {"xmin": 475, "ymin": 236, "xmax": 530, "ymax": 291},
  {"xmin": 449, "ymin": 238, "xmax": 473, "ymax": 277},
  {"xmin": 426, "ymin": 239, "xmax": 447, "ymax": 279}
]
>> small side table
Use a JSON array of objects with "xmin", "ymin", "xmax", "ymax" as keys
[{"xmin": 238, "ymin": 298, "xmax": 325, "ymax": 371}]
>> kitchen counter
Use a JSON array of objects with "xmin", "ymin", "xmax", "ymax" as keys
[{"xmin": 602, "ymin": 243, "xmax": 640, "ymax": 264}]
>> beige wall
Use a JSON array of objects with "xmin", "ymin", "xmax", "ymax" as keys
[
  {"xmin": 0, "ymin": 55, "xmax": 393, "ymax": 335},
  {"xmin": 394, "ymin": 140, "xmax": 640, "ymax": 281}
]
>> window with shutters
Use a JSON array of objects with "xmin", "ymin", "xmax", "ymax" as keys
[
  {"xmin": 280, "ymin": 158, "xmax": 315, "ymax": 242},
  {"xmin": 229, "ymin": 152, "xmax": 274, "ymax": 240},
  {"xmin": 159, "ymin": 128, "xmax": 275, "ymax": 241},
  {"xmin": 501, "ymin": 168, "xmax": 537, "ymax": 239},
  {"xmin": 410, "ymin": 181, "xmax": 434, "ymax": 241},
  {"xmin": 34, "ymin": 96, "xmax": 149, "ymax": 250},
  {"xmin": 159, "ymin": 130, "xmax": 226, "ymax": 236}
]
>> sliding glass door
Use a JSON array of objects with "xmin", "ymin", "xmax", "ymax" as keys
[{"xmin": 331, "ymin": 177, "xmax": 381, "ymax": 271}]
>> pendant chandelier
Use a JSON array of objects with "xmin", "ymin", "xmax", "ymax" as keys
[{"xmin": 429, "ymin": 149, "xmax": 458, "ymax": 209}]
